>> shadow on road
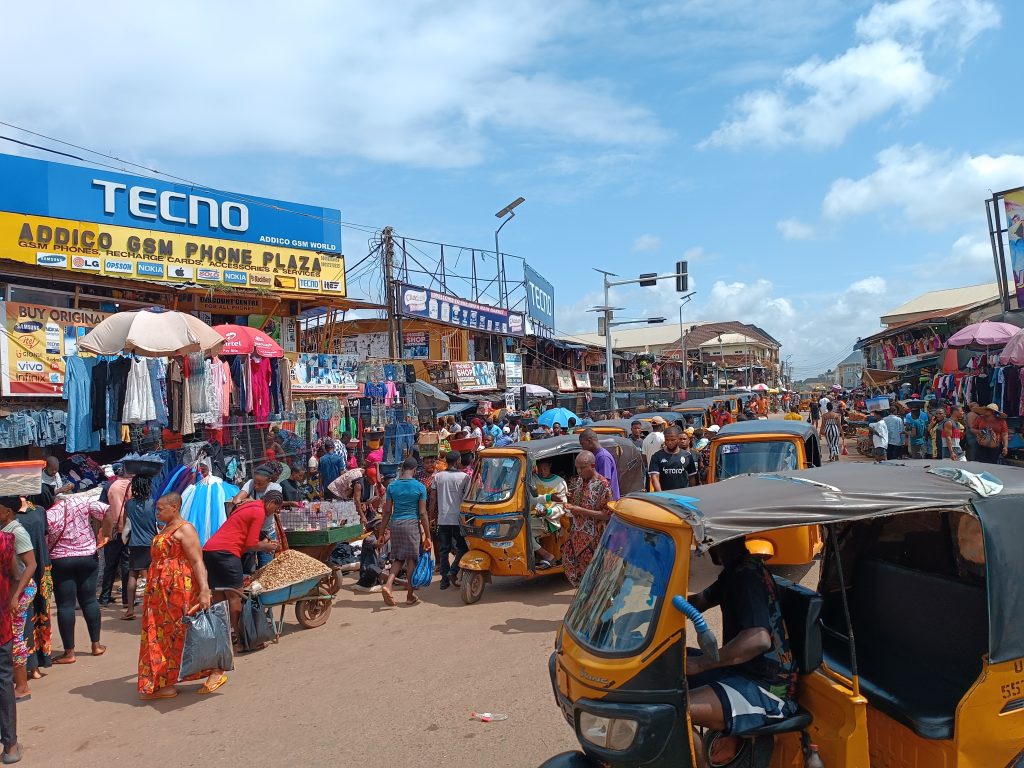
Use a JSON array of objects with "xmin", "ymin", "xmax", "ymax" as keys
[
  {"xmin": 68, "ymin": 673, "xmax": 222, "ymax": 710},
  {"xmin": 489, "ymin": 617, "xmax": 563, "ymax": 635}
]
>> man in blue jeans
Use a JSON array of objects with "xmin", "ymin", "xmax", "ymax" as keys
[
  {"xmin": 430, "ymin": 451, "xmax": 470, "ymax": 590},
  {"xmin": 904, "ymin": 401, "xmax": 930, "ymax": 459}
]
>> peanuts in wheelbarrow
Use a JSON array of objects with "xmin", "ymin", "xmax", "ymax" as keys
[{"xmin": 253, "ymin": 550, "xmax": 332, "ymax": 591}]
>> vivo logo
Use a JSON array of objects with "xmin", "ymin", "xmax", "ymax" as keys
[
  {"xmin": 93, "ymin": 179, "xmax": 249, "ymax": 233},
  {"xmin": 16, "ymin": 362, "xmax": 44, "ymax": 373}
]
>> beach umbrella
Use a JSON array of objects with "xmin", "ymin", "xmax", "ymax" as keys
[
  {"xmin": 751, "ymin": 383, "xmax": 769, "ymax": 391},
  {"xmin": 523, "ymin": 383, "xmax": 554, "ymax": 398},
  {"xmin": 537, "ymin": 407, "xmax": 579, "ymax": 428},
  {"xmin": 78, "ymin": 308, "xmax": 225, "ymax": 357},
  {"xmin": 212, "ymin": 324, "xmax": 284, "ymax": 357},
  {"xmin": 999, "ymin": 327, "xmax": 1024, "ymax": 365},
  {"xmin": 946, "ymin": 320, "xmax": 1019, "ymax": 349}
]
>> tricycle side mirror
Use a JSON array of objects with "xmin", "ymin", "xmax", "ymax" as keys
[{"xmin": 672, "ymin": 595, "xmax": 720, "ymax": 663}]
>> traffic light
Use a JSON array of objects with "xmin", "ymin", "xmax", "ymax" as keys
[
  {"xmin": 639, "ymin": 273, "xmax": 657, "ymax": 287},
  {"xmin": 676, "ymin": 260, "xmax": 688, "ymax": 292}
]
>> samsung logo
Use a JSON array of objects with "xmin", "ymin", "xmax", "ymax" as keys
[{"xmin": 36, "ymin": 252, "xmax": 67, "ymax": 268}]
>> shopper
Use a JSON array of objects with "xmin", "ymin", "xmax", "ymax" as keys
[
  {"xmin": 649, "ymin": 427, "xmax": 698, "ymax": 491},
  {"xmin": 562, "ymin": 451, "xmax": 611, "ymax": 588},
  {"xmin": 641, "ymin": 417, "xmax": 667, "ymax": 469},
  {"xmin": 231, "ymin": 465, "xmax": 283, "ymax": 570},
  {"xmin": 0, "ymin": 527, "xmax": 21, "ymax": 763},
  {"xmin": 579, "ymin": 429, "xmax": 619, "ymax": 500},
  {"xmin": 0, "ymin": 499, "xmax": 35, "ymax": 703},
  {"xmin": 379, "ymin": 458, "xmax": 431, "ymax": 606},
  {"xmin": 431, "ymin": 451, "xmax": 471, "ymax": 589},
  {"xmin": 868, "ymin": 410, "xmax": 888, "ymax": 463},
  {"xmin": 138, "ymin": 493, "xmax": 223, "ymax": 700},
  {"xmin": 46, "ymin": 494, "xmax": 110, "ymax": 664},
  {"xmin": 882, "ymin": 409, "xmax": 905, "ymax": 460},
  {"xmin": 121, "ymin": 475, "xmax": 159, "ymax": 621},
  {"xmin": 972, "ymin": 404, "xmax": 1009, "ymax": 464},
  {"xmin": 317, "ymin": 440, "xmax": 345, "ymax": 498},
  {"xmin": 98, "ymin": 466, "xmax": 132, "ymax": 606},
  {"xmin": 15, "ymin": 497, "xmax": 51, "ymax": 680},
  {"xmin": 819, "ymin": 402, "xmax": 842, "ymax": 462},
  {"xmin": 904, "ymin": 401, "xmax": 930, "ymax": 460}
]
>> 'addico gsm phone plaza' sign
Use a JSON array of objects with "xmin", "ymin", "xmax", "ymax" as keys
[{"xmin": 0, "ymin": 153, "xmax": 346, "ymax": 295}]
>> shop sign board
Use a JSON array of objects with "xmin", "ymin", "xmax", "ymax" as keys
[
  {"xmin": 556, "ymin": 369, "xmax": 575, "ymax": 392},
  {"xmin": 0, "ymin": 154, "xmax": 345, "ymax": 295},
  {"xmin": 574, "ymin": 371, "xmax": 592, "ymax": 390},
  {"xmin": 402, "ymin": 331, "xmax": 430, "ymax": 359},
  {"xmin": 292, "ymin": 353, "xmax": 361, "ymax": 393},
  {"xmin": 0, "ymin": 301, "xmax": 111, "ymax": 396},
  {"xmin": 1004, "ymin": 190, "xmax": 1024, "ymax": 305},
  {"xmin": 451, "ymin": 361, "xmax": 497, "ymax": 392},
  {"xmin": 398, "ymin": 283, "xmax": 524, "ymax": 337},
  {"xmin": 503, "ymin": 352, "xmax": 523, "ymax": 387},
  {"xmin": 524, "ymin": 264, "xmax": 556, "ymax": 327}
]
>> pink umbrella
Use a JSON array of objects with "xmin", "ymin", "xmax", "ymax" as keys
[
  {"xmin": 1000, "ymin": 327, "xmax": 1024, "ymax": 365},
  {"xmin": 946, "ymin": 320, "xmax": 1019, "ymax": 348},
  {"xmin": 212, "ymin": 324, "xmax": 284, "ymax": 357}
]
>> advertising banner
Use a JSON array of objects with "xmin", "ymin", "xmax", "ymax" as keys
[
  {"xmin": 503, "ymin": 352, "xmax": 523, "ymax": 387},
  {"xmin": 398, "ymin": 283, "xmax": 524, "ymax": 337},
  {"xmin": 0, "ymin": 301, "xmax": 111, "ymax": 396},
  {"xmin": 402, "ymin": 331, "xmax": 430, "ymax": 359},
  {"xmin": 0, "ymin": 154, "xmax": 345, "ymax": 295},
  {"xmin": 451, "ymin": 361, "xmax": 497, "ymax": 392},
  {"xmin": 556, "ymin": 369, "xmax": 575, "ymax": 392},
  {"xmin": 574, "ymin": 371, "xmax": 592, "ymax": 390},
  {"xmin": 1005, "ymin": 191, "xmax": 1024, "ymax": 304},
  {"xmin": 291, "ymin": 353, "xmax": 361, "ymax": 393},
  {"xmin": 524, "ymin": 264, "xmax": 556, "ymax": 327}
]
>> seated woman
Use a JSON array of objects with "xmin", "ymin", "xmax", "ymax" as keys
[{"xmin": 529, "ymin": 459, "xmax": 566, "ymax": 570}]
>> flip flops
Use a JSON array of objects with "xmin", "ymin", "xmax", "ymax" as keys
[
  {"xmin": 198, "ymin": 675, "xmax": 228, "ymax": 695},
  {"xmin": 382, "ymin": 588, "xmax": 397, "ymax": 607},
  {"xmin": 140, "ymin": 689, "xmax": 178, "ymax": 701}
]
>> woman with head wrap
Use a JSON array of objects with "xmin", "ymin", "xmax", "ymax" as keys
[
  {"xmin": 180, "ymin": 459, "xmax": 239, "ymax": 546},
  {"xmin": 230, "ymin": 465, "xmax": 282, "ymax": 569}
]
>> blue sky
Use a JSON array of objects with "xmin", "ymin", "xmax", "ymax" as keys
[{"xmin": 1, "ymin": 0, "xmax": 1020, "ymax": 377}]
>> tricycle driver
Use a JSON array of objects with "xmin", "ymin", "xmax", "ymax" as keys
[{"xmin": 685, "ymin": 538, "xmax": 797, "ymax": 765}]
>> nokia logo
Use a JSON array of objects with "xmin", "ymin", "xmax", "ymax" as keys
[{"xmin": 93, "ymin": 179, "xmax": 249, "ymax": 233}]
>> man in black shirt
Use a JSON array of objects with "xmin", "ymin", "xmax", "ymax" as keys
[
  {"xmin": 648, "ymin": 427, "xmax": 697, "ymax": 491},
  {"xmin": 686, "ymin": 538, "xmax": 797, "ymax": 763}
]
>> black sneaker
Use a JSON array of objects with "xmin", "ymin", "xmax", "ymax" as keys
[{"xmin": 439, "ymin": 577, "xmax": 450, "ymax": 590}]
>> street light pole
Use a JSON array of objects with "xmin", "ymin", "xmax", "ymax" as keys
[
  {"xmin": 494, "ymin": 197, "xmax": 525, "ymax": 309},
  {"xmin": 677, "ymin": 291, "xmax": 695, "ymax": 393}
]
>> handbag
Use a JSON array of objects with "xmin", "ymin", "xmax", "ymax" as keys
[
  {"xmin": 411, "ymin": 548, "xmax": 435, "ymax": 589},
  {"xmin": 237, "ymin": 594, "xmax": 276, "ymax": 651}
]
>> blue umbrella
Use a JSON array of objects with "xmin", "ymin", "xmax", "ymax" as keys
[{"xmin": 538, "ymin": 407, "xmax": 579, "ymax": 429}]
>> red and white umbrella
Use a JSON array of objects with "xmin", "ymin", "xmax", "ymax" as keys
[{"xmin": 212, "ymin": 325, "xmax": 284, "ymax": 357}]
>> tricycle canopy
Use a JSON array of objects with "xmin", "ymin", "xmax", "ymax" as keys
[{"xmin": 632, "ymin": 460, "xmax": 1024, "ymax": 662}]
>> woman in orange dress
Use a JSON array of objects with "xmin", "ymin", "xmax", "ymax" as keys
[{"xmin": 138, "ymin": 493, "xmax": 223, "ymax": 700}]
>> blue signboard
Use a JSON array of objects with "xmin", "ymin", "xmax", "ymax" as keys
[
  {"xmin": 398, "ymin": 283, "xmax": 525, "ymax": 337},
  {"xmin": 524, "ymin": 264, "xmax": 555, "ymax": 327},
  {"xmin": 0, "ymin": 153, "xmax": 341, "ymax": 253}
]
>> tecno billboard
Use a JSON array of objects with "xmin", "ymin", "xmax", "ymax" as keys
[
  {"xmin": 524, "ymin": 263, "xmax": 555, "ymax": 328},
  {"xmin": 0, "ymin": 153, "xmax": 345, "ymax": 295}
]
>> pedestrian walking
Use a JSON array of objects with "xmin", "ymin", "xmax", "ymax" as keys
[
  {"xmin": 15, "ymin": 498, "xmax": 51, "ymax": 680},
  {"xmin": 971, "ymin": 404, "xmax": 1008, "ymax": 464},
  {"xmin": 0, "ymin": 498, "xmax": 35, "ymax": 703},
  {"xmin": 882, "ymin": 409, "xmax": 905, "ymax": 460},
  {"xmin": 904, "ymin": 401, "xmax": 929, "ymax": 460},
  {"xmin": 379, "ymin": 458, "xmax": 431, "ymax": 606},
  {"xmin": 562, "ymin": 451, "xmax": 611, "ymax": 588},
  {"xmin": 820, "ymin": 403, "xmax": 842, "ymax": 462},
  {"xmin": 868, "ymin": 411, "xmax": 888, "ymax": 463},
  {"xmin": 430, "ymin": 451, "xmax": 470, "ymax": 590},
  {"xmin": 579, "ymin": 429, "xmax": 619, "ymax": 500}
]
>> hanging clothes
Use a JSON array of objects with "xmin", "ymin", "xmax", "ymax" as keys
[
  {"xmin": 105, "ymin": 357, "xmax": 132, "ymax": 443},
  {"xmin": 279, "ymin": 357, "xmax": 293, "ymax": 413},
  {"xmin": 123, "ymin": 357, "xmax": 157, "ymax": 424},
  {"xmin": 146, "ymin": 358, "xmax": 169, "ymax": 428},
  {"xmin": 90, "ymin": 361, "xmax": 108, "ymax": 433},
  {"xmin": 65, "ymin": 357, "xmax": 101, "ymax": 453},
  {"xmin": 269, "ymin": 358, "xmax": 282, "ymax": 415},
  {"xmin": 187, "ymin": 352, "xmax": 208, "ymax": 414},
  {"xmin": 226, "ymin": 355, "xmax": 246, "ymax": 411},
  {"xmin": 166, "ymin": 359, "xmax": 194, "ymax": 436},
  {"xmin": 249, "ymin": 354, "xmax": 272, "ymax": 424}
]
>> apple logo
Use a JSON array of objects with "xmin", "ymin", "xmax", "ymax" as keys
[{"xmin": 174, "ymin": 267, "xmax": 186, "ymax": 277}]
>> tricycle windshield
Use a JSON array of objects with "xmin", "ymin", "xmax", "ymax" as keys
[
  {"xmin": 715, "ymin": 440, "xmax": 799, "ymax": 480},
  {"xmin": 564, "ymin": 517, "xmax": 675, "ymax": 655},
  {"xmin": 466, "ymin": 456, "xmax": 521, "ymax": 503}
]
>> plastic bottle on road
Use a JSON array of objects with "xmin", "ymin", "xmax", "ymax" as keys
[{"xmin": 470, "ymin": 712, "xmax": 508, "ymax": 722}]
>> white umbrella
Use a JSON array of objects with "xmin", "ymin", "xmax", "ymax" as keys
[
  {"xmin": 522, "ymin": 383, "xmax": 554, "ymax": 398},
  {"xmin": 751, "ymin": 383, "xmax": 769, "ymax": 391},
  {"xmin": 78, "ymin": 308, "xmax": 225, "ymax": 357}
]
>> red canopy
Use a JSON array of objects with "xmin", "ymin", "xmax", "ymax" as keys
[{"xmin": 212, "ymin": 324, "xmax": 284, "ymax": 358}]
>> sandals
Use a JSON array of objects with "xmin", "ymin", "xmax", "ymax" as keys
[
  {"xmin": 536, "ymin": 560, "xmax": 553, "ymax": 571},
  {"xmin": 198, "ymin": 674, "xmax": 228, "ymax": 695},
  {"xmin": 140, "ymin": 689, "xmax": 178, "ymax": 701},
  {"xmin": 382, "ymin": 588, "xmax": 397, "ymax": 607},
  {"xmin": 406, "ymin": 595, "xmax": 421, "ymax": 606}
]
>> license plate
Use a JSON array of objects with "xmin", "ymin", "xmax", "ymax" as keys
[{"xmin": 490, "ymin": 540, "xmax": 513, "ymax": 548}]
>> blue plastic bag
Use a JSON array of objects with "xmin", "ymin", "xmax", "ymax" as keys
[
  {"xmin": 180, "ymin": 601, "xmax": 234, "ymax": 678},
  {"xmin": 411, "ymin": 548, "xmax": 435, "ymax": 589}
]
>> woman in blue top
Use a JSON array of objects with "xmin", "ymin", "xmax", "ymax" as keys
[{"xmin": 379, "ymin": 458, "xmax": 430, "ymax": 606}]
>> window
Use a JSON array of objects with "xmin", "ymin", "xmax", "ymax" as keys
[
  {"xmin": 466, "ymin": 456, "xmax": 521, "ymax": 503},
  {"xmin": 715, "ymin": 440, "xmax": 799, "ymax": 480}
]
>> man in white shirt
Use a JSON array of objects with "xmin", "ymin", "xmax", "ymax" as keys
[
  {"xmin": 818, "ymin": 395, "xmax": 831, "ymax": 415},
  {"xmin": 41, "ymin": 456, "xmax": 73, "ymax": 495},
  {"xmin": 430, "ymin": 451, "xmax": 471, "ymax": 590},
  {"xmin": 641, "ymin": 417, "xmax": 667, "ymax": 470},
  {"xmin": 882, "ymin": 408, "xmax": 905, "ymax": 460},
  {"xmin": 868, "ymin": 411, "xmax": 888, "ymax": 463}
]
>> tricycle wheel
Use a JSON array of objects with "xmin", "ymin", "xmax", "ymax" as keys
[
  {"xmin": 295, "ymin": 596, "xmax": 332, "ymax": 628},
  {"xmin": 703, "ymin": 731, "xmax": 774, "ymax": 768},
  {"xmin": 460, "ymin": 571, "xmax": 485, "ymax": 604}
]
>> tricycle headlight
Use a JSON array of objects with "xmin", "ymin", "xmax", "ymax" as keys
[{"xmin": 579, "ymin": 712, "xmax": 638, "ymax": 751}]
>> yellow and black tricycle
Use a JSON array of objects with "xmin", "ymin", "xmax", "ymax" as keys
[
  {"xmin": 543, "ymin": 461, "xmax": 1024, "ymax": 767},
  {"xmin": 458, "ymin": 433, "xmax": 644, "ymax": 604}
]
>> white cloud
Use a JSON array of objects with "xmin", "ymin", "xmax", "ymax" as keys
[
  {"xmin": 777, "ymin": 218, "xmax": 814, "ymax": 240},
  {"xmin": 823, "ymin": 144, "xmax": 1024, "ymax": 228},
  {"xmin": 632, "ymin": 234, "xmax": 662, "ymax": 252},
  {"xmin": 0, "ymin": 1, "xmax": 665, "ymax": 170},
  {"xmin": 850, "ymin": 276, "xmax": 888, "ymax": 294},
  {"xmin": 701, "ymin": 0, "xmax": 998, "ymax": 149}
]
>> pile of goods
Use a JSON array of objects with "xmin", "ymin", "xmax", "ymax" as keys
[
  {"xmin": 251, "ymin": 550, "xmax": 331, "ymax": 592},
  {"xmin": 279, "ymin": 500, "xmax": 359, "ymax": 531}
]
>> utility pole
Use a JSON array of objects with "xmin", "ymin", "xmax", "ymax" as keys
[{"xmin": 383, "ymin": 226, "xmax": 399, "ymax": 358}]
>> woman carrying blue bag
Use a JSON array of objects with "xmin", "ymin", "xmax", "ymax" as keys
[{"xmin": 378, "ymin": 458, "xmax": 432, "ymax": 606}]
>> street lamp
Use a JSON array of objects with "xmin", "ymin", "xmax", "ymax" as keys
[
  {"xmin": 494, "ymin": 197, "xmax": 525, "ymax": 309},
  {"xmin": 677, "ymin": 291, "xmax": 696, "ymax": 390}
]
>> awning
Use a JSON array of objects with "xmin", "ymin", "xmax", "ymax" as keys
[
  {"xmin": 411, "ymin": 380, "xmax": 450, "ymax": 412},
  {"xmin": 861, "ymin": 368, "xmax": 900, "ymax": 387},
  {"xmin": 438, "ymin": 402, "xmax": 477, "ymax": 417}
]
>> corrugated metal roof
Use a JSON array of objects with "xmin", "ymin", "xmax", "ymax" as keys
[{"xmin": 880, "ymin": 283, "xmax": 999, "ymax": 325}]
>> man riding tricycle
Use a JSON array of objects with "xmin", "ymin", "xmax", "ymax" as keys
[
  {"xmin": 457, "ymin": 434, "xmax": 644, "ymax": 604},
  {"xmin": 542, "ymin": 461, "xmax": 1024, "ymax": 767}
]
